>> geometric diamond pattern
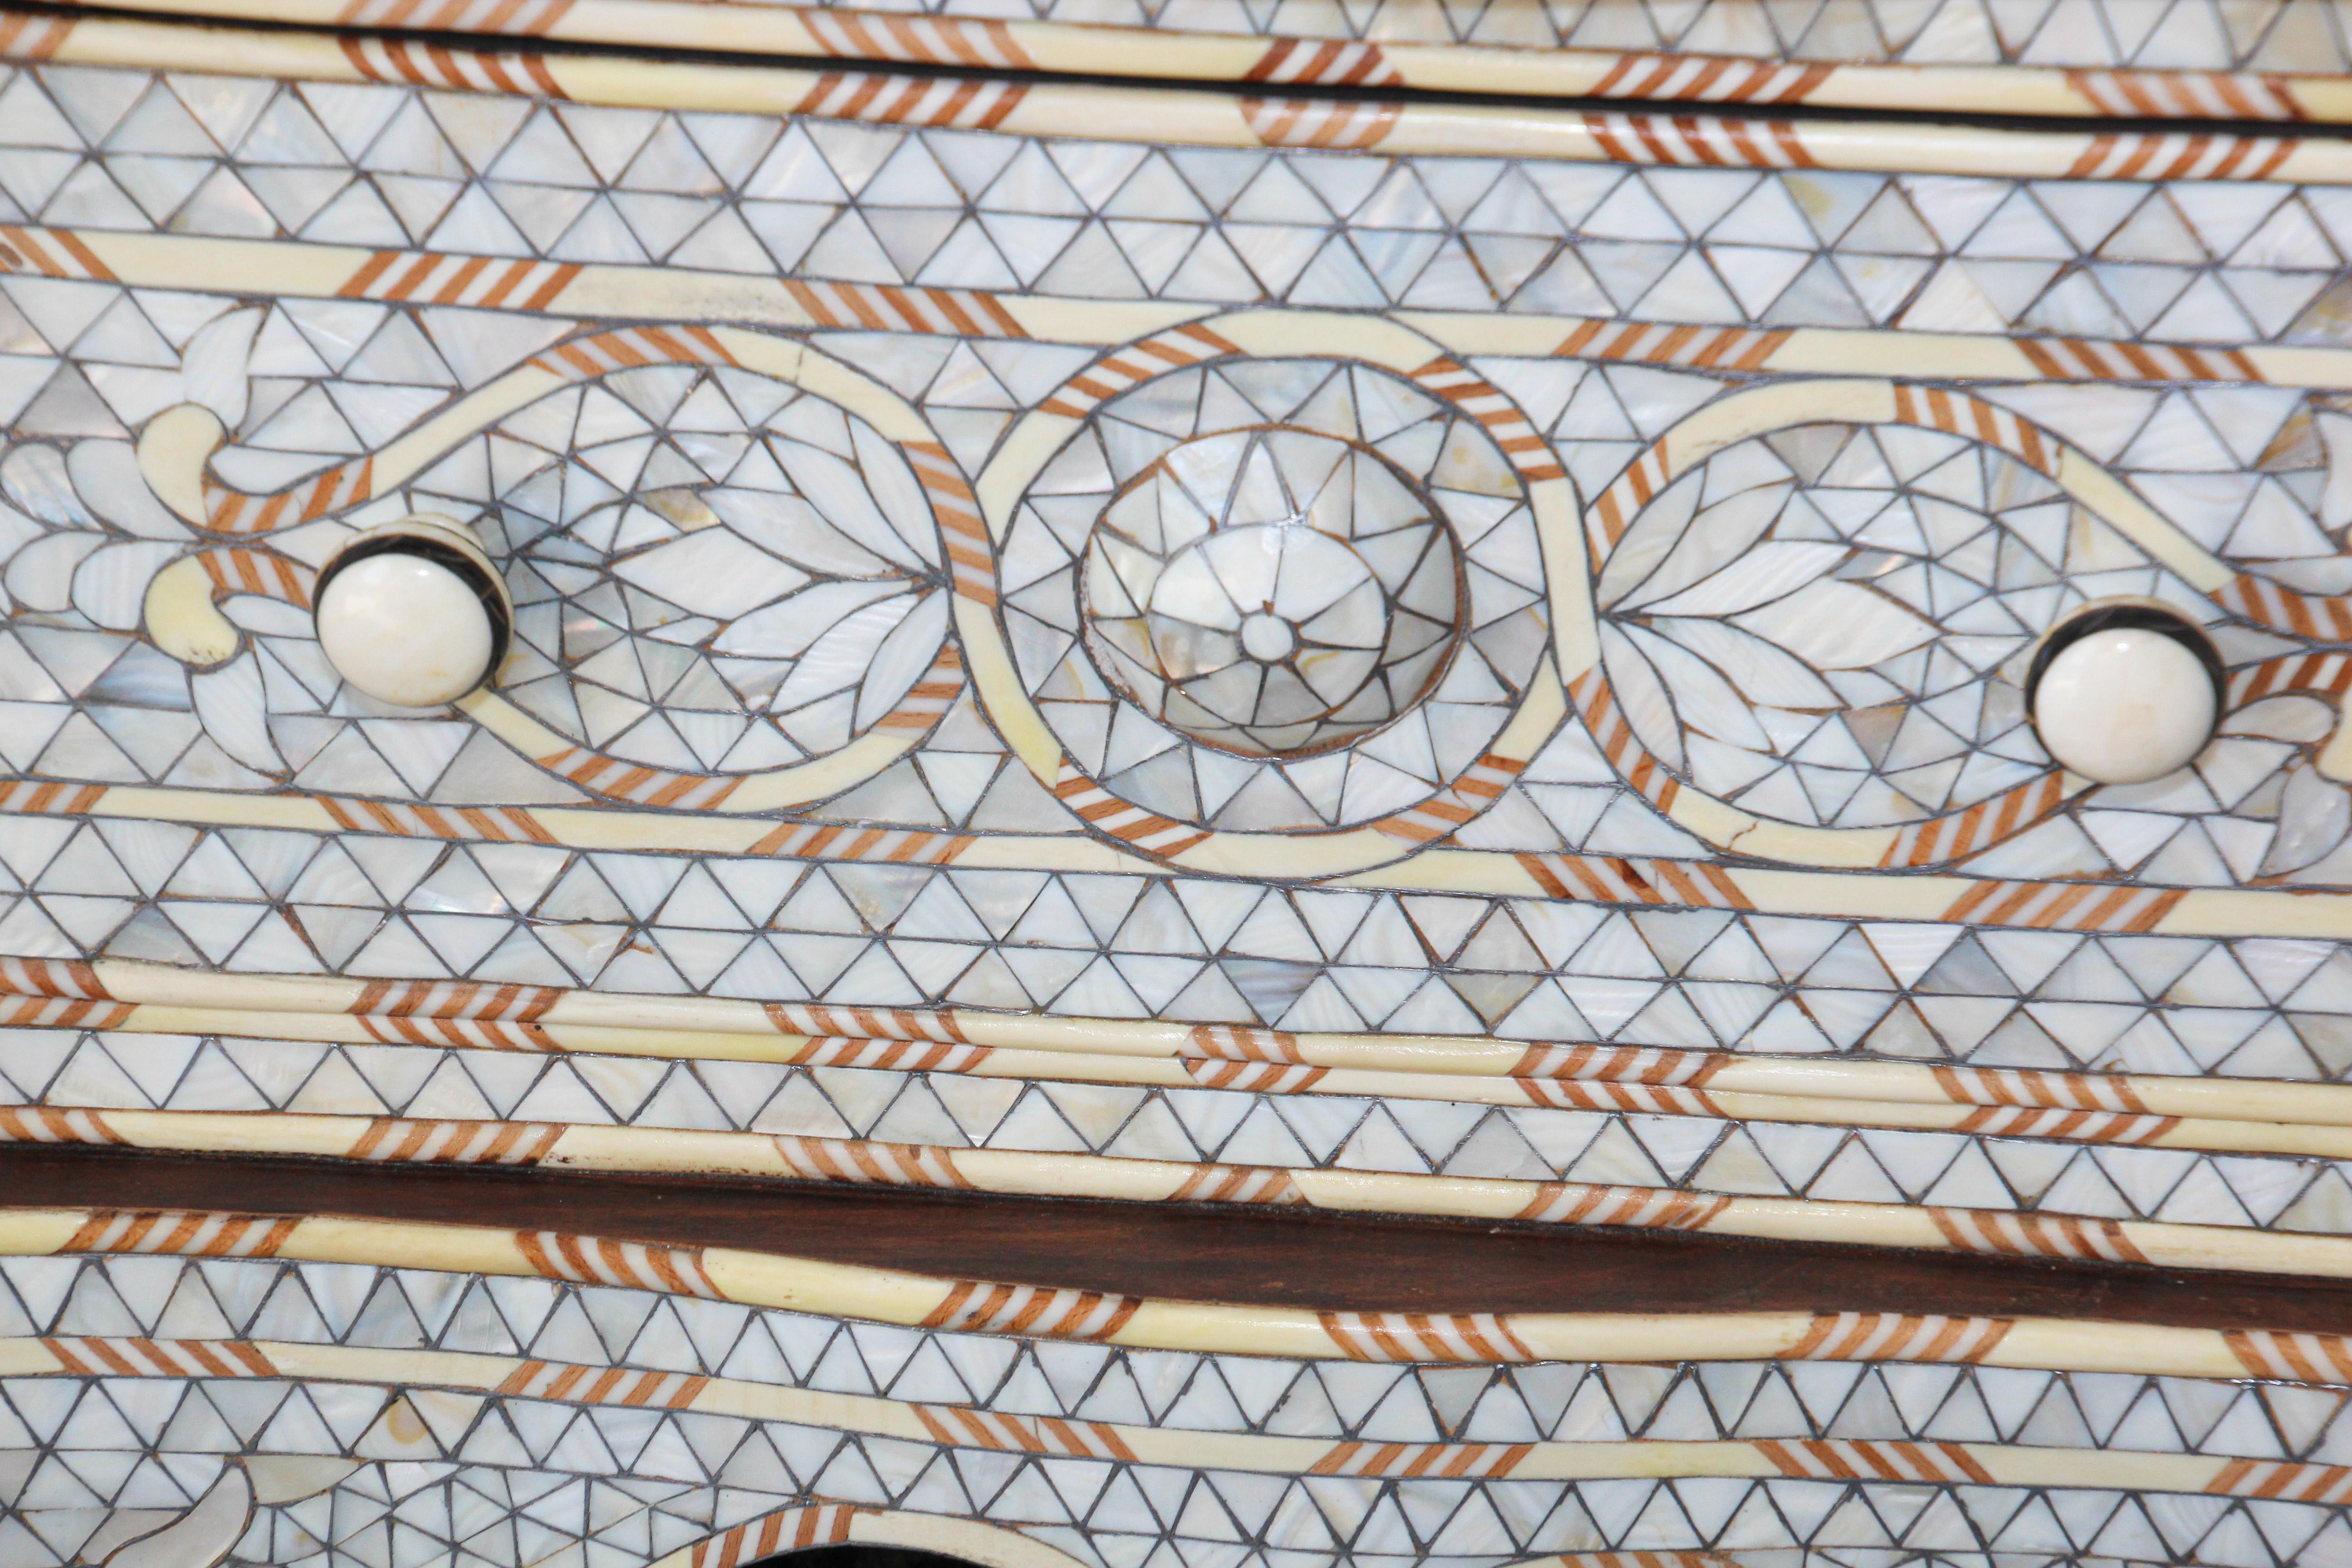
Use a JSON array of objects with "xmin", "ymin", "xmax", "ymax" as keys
[{"xmin": 6, "ymin": 1254, "xmax": 2352, "ymax": 1566}]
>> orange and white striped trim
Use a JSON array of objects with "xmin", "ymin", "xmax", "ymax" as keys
[
  {"xmin": 1168, "ymin": 1164, "xmax": 1307, "ymax": 1205},
  {"xmin": 1516, "ymin": 851, "xmax": 1751, "ymax": 910},
  {"xmin": 2230, "ymin": 649, "xmax": 2352, "ymax": 706},
  {"xmin": 0, "ymin": 11, "xmax": 71, "ymax": 59},
  {"xmin": 799, "ymin": 10, "xmax": 1032, "ymax": 69},
  {"xmin": 764, "ymin": 1003, "xmax": 968, "ymax": 1043},
  {"xmin": 529, "ymin": 323, "xmax": 736, "ymax": 379},
  {"xmin": 785, "ymin": 1036, "xmax": 993, "ymax": 1073},
  {"xmin": 352, "ymin": 978, "xmax": 563, "ymax": 1049},
  {"xmin": 1243, "ymin": 37, "xmax": 1400, "ymax": 88},
  {"xmin": 1310, "ymin": 1441, "xmax": 1532, "ymax": 1478},
  {"xmin": 63, "ymin": 1210, "xmax": 296, "ymax": 1258},
  {"xmin": 495, "ymin": 1358, "xmax": 710, "ymax": 1409},
  {"xmin": 1051, "ymin": 761, "xmax": 1211, "ymax": 859},
  {"xmin": 1879, "ymin": 773, "xmax": 2071, "ymax": 868},
  {"xmin": 1516, "ymin": 1183, "xmax": 1730, "ymax": 1230},
  {"xmin": 1590, "ymin": 55, "xmax": 1831, "ymax": 105},
  {"xmin": 743, "ymin": 822, "xmax": 976, "ymax": 865},
  {"xmin": 0, "ymin": 1106, "xmax": 123, "ymax": 1144},
  {"xmin": 2065, "ymin": 68, "xmax": 2303, "ymax": 121},
  {"xmin": 517, "ymin": 1231, "xmax": 723, "ymax": 1297},
  {"xmin": 2016, "ymin": 335, "xmax": 2262, "ymax": 383},
  {"xmin": 2225, "ymin": 1329, "xmax": 2352, "ymax": 1385},
  {"xmin": 1928, "ymin": 1207, "xmax": 2148, "ymax": 1264},
  {"xmin": 1372, "ymin": 752, "xmax": 1528, "ymax": 846},
  {"xmin": 193, "ymin": 546, "xmax": 316, "ymax": 609},
  {"xmin": 0, "ymin": 995, "xmax": 129, "ymax": 1029},
  {"xmin": 1183, "ymin": 1024, "xmax": 1305, "ymax": 1063},
  {"xmin": 349, "ymin": 1117, "xmax": 565, "ymax": 1165},
  {"xmin": 339, "ymin": 33, "xmax": 564, "ymax": 94},
  {"xmin": 1887, "ymin": 384, "xmax": 2057, "ymax": 472},
  {"xmin": 0, "ymin": 782, "xmax": 106, "ymax": 817},
  {"xmin": 1583, "ymin": 112, "xmax": 1814, "ymax": 169},
  {"xmin": 1585, "ymin": 441, "xmax": 1672, "ymax": 555},
  {"xmin": 1955, "ymin": 1105, "xmax": 2179, "ymax": 1145},
  {"xmin": 1555, "ymin": 319, "xmax": 1788, "ymax": 372},
  {"xmin": 2207, "ymin": 1458, "xmax": 2352, "ymax": 1505},
  {"xmin": 791, "ymin": 70, "xmax": 1025, "ymax": 131},
  {"xmin": 912, "ymin": 1404, "xmax": 1137, "ymax": 1460},
  {"xmin": 0, "ymin": 956, "xmax": 132, "ymax": 1026},
  {"xmin": 0, "ymin": 224, "xmax": 114, "ymax": 280},
  {"xmin": 1516, "ymin": 1078, "xmax": 1723, "ymax": 1115},
  {"xmin": 338, "ymin": 250, "xmax": 580, "ymax": 310},
  {"xmin": 920, "ymin": 1281, "xmax": 1141, "ymax": 1339},
  {"xmin": 0, "ymin": 957, "xmax": 110, "ymax": 1000},
  {"xmin": 353, "ymin": 978, "xmax": 565, "ymax": 1022},
  {"xmin": 337, "ymin": 0, "xmax": 574, "ymax": 33},
  {"xmin": 1754, "ymin": 1438, "xmax": 1994, "ymax": 1484},
  {"xmin": 1180, "ymin": 1059, "xmax": 1331, "ymax": 1094},
  {"xmin": 1037, "ymin": 323, "xmax": 1245, "ymax": 421},
  {"xmin": 784, "ymin": 279, "xmax": 1025, "ymax": 338},
  {"xmin": 1513, "ymin": 1042, "xmax": 1727, "ymax": 1086},
  {"xmin": 534, "ymin": 750, "xmax": 745, "ymax": 810},
  {"xmin": 2066, "ymin": 129, "xmax": 2294, "ymax": 181},
  {"xmin": 1935, "ymin": 1068, "xmax": 2176, "ymax": 1146},
  {"xmin": 903, "ymin": 443, "xmax": 996, "ymax": 608},
  {"xmin": 773, "ymin": 1134, "xmax": 971, "ymax": 1188},
  {"xmin": 2217, "ymin": 572, "xmax": 2352, "ymax": 641},
  {"xmin": 1319, "ymin": 1311, "xmax": 1537, "ymax": 1362},
  {"xmin": 1240, "ymin": 96, "xmax": 1400, "ymax": 151},
  {"xmin": 44, "ymin": 1336, "xmax": 277, "ymax": 1377},
  {"xmin": 314, "ymin": 795, "xmax": 561, "ymax": 844},
  {"xmin": 1564, "ymin": 667, "xmax": 1679, "ymax": 810},
  {"xmin": 1785, "ymin": 1312, "xmax": 2013, "ymax": 1364},
  {"xmin": 686, "ymin": 1504, "xmax": 867, "ymax": 1568},
  {"xmin": 202, "ymin": 456, "xmax": 373, "ymax": 534},
  {"xmin": 1409, "ymin": 356, "xmax": 1564, "ymax": 482},
  {"xmin": 1940, "ymin": 879, "xmax": 2185, "ymax": 932},
  {"xmin": 1931, "ymin": 1064, "xmax": 2155, "ymax": 1113},
  {"xmin": 357, "ymin": 1016, "xmax": 551, "ymax": 1054}
]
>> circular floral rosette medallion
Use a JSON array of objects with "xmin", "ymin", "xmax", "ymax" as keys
[
  {"xmin": 462, "ymin": 357, "xmax": 961, "ymax": 810},
  {"xmin": 970, "ymin": 314, "xmax": 1577, "ymax": 875},
  {"xmin": 1578, "ymin": 380, "xmax": 2222, "ymax": 869},
  {"xmin": 140, "ymin": 328, "xmax": 972, "ymax": 815}
]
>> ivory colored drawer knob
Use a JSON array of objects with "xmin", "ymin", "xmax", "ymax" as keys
[
  {"xmin": 2027, "ymin": 604, "xmax": 2222, "ymax": 786},
  {"xmin": 314, "ymin": 519, "xmax": 510, "ymax": 709}
]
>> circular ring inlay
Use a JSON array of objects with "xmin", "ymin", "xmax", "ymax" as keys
[{"xmin": 1001, "ymin": 353, "xmax": 1554, "ymax": 834}]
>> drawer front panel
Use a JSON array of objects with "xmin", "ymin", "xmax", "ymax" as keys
[{"xmin": 6, "ymin": 14, "xmax": 2352, "ymax": 1568}]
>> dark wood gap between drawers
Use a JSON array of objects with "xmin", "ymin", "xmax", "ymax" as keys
[
  {"xmin": 17, "ymin": 0, "xmax": 2352, "ymax": 141},
  {"xmin": 6, "ymin": 1142, "xmax": 2352, "ymax": 1334}
]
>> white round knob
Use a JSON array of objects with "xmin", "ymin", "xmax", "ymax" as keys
[
  {"xmin": 2029, "ymin": 613, "xmax": 2219, "ymax": 786},
  {"xmin": 315, "ymin": 526, "xmax": 505, "ymax": 708}
]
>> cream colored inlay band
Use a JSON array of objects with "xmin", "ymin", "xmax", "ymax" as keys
[
  {"xmin": 0, "ymin": 1329, "xmax": 2341, "ymax": 1498},
  {"xmin": 9, "ymin": 778, "xmax": 2352, "ymax": 938},
  {"xmin": 11, "ymin": 956, "xmax": 2352, "ymax": 1134},
  {"xmin": 39, "ymin": 0, "xmax": 2352, "ymax": 125},
  {"xmin": 21, "ymin": 225, "xmax": 2352, "ymax": 392},
  {"xmin": 10, "ymin": 10, "xmax": 2352, "ymax": 183}
]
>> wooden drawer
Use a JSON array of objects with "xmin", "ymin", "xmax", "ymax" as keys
[{"xmin": 5, "ymin": 8, "xmax": 2352, "ymax": 1566}]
